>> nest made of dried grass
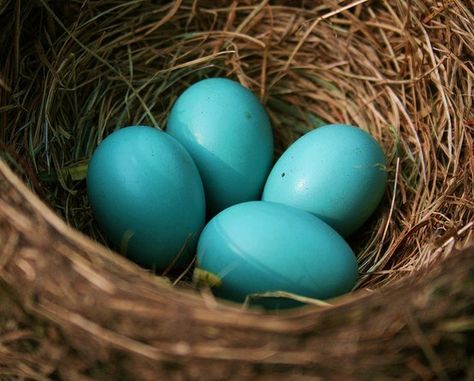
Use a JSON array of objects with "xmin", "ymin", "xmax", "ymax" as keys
[{"xmin": 0, "ymin": 0, "xmax": 473, "ymax": 380}]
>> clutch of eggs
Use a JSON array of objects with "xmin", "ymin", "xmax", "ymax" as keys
[{"xmin": 86, "ymin": 78, "xmax": 387, "ymax": 309}]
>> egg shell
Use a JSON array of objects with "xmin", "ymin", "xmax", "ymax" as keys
[
  {"xmin": 87, "ymin": 126, "xmax": 205, "ymax": 269},
  {"xmin": 196, "ymin": 201, "xmax": 358, "ymax": 309},
  {"xmin": 166, "ymin": 78, "xmax": 273, "ymax": 215},
  {"xmin": 263, "ymin": 124, "xmax": 387, "ymax": 237}
]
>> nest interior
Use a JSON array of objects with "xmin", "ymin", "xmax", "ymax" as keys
[{"xmin": 0, "ymin": 0, "xmax": 473, "ymax": 380}]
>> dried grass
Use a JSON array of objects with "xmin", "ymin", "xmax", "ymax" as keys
[{"xmin": 0, "ymin": 0, "xmax": 473, "ymax": 380}]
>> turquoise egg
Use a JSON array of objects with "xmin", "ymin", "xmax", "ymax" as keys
[
  {"xmin": 195, "ymin": 201, "xmax": 358, "ymax": 309},
  {"xmin": 166, "ymin": 78, "xmax": 273, "ymax": 215},
  {"xmin": 87, "ymin": 126, "xmax": 205, "ymax": 269},
  {"xmin": 263, "ymin": 124, "xmax": 387, "ymax": 237}
]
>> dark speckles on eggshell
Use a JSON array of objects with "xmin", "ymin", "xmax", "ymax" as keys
[{"xmin": 262, "ymin": 124, "xmax": 387, "ymax": 237}]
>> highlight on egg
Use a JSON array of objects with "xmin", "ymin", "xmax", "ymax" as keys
[
  {"xmin": 87, "ymin": 125, "xmax": 206, "ymax": 270},
  {"xmin": 263, "ymin": 124, "xmax": 387, "ymax": 237},
  {"xmin": 167, "ymin": 77, "xmax": 274, "ymax": 216},
  {"xmin": 195, "ymin": 201, "xmax": 359, "ymax": 309}
]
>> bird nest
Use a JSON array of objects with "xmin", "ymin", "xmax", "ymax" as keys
[{"xmin": 0, "ymin": 0, "xmax": 473, "ymax": 380}]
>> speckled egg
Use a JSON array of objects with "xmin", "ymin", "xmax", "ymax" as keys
[
  {"xmin": 195, "ymin": 201, "xmax": 358, "ymax": 309},
  {"xmin": 263, "ymin": 124, "xmax": 387, "ymax": 237},
  {"xmin": 166, "ymin": 78, "xmax": 273, "ymax": 215},
  {"xmin": 87, "ymin": 126, "xmax": 205, "ymax": 269}
]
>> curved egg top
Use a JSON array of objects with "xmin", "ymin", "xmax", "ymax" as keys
[
  {"xmin": 167, "ymin": 78, "xmax": 273, "ymax": 215},
  {"xmin": 263, "ymin": 124, "xmax": 387, "ymax": 237},
  {"xmin": 196, "ymin": 201, "xmax": 358, "ymax": 309},
  {"xmin": 87, "ymin": 126, "xmax": 206, "ymax": 269}
]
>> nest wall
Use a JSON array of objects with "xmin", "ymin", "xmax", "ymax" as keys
[{"xmin": 0, "ymin": 0, "xmax": 473, "ymax": 380}]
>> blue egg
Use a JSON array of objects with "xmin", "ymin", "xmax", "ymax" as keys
[
  {"xmin": 166, "ymin": 78, "xmax": 273, "ymax": 215},
  {"xmin": 87, "ymin": 126, "xmax": 205, "ymax": 269},
  {"xmin": 195, "ymin": 201, "xmax": 358, "ymax": 309},
  {"xmin": 263, "ymin": 124, "xmax": 387, "ymax": 237}
]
